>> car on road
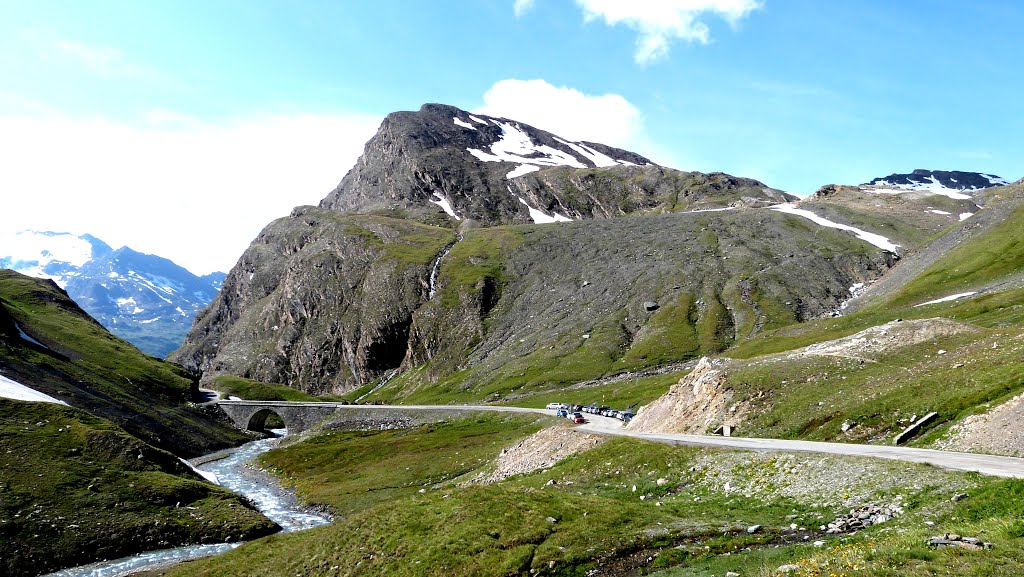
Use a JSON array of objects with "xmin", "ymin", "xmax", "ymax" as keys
[
  {"xmin": 572, "ymin": 413, "xmax": 586, "ymax": 424},
  {"xmin": 555, "ymin": 409, "xmax": 569, "ymax": 418},
  {"xmin": 547, "ymin": 402, "xmax": 567, "ymax": 410}
]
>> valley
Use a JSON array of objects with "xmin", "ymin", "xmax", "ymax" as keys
[{"xmin": 4, "ymin": 102, "xmax": 1024, "ymax": 577}]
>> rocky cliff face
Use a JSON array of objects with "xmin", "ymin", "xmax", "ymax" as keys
[{"xmin": 173, "ymin": 104, "xmax": 904, "ymax": 397}]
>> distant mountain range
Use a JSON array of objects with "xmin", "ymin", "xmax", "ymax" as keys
[{"xmin": 0, "ymin": 230, "xmax": 224, "ymax": 357}]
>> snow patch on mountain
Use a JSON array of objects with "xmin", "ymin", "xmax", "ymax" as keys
[
  {"xmin": 15, "ymin": 322, "xmax": 48, "ymax": 349},
  {"xmin": 915, "ymin": 292, "xmax": 978, "ymax": 307},
  {"xmin": 453, "ymin": 117, "xmax": 476, "ymax": 130},
  {"xmin": 869, "ymin": 177, "xmax": 972, "ymax": 200},
  {"xmin": 468, "ymin": 120, "xmax": 638, "ymax": 179},
  {"xmin": 862, "ymin": 170, "xmax": 1008, "ymax": 200},
  {"xmin": 0, "ymin": 373, "xmax": 67, "ymax": 405},
  {"xmin": 429, "ymin": 193, "xmax": 461, "ymax": 220},
  {"xmin": 517, "ymin": 197, "xmax": 572, "ymax": 224},
  {"xmin": 771, "ymin": 203, "xmax": 899, "ymax": 253},
  {"xmin": 506, "ymin": 164, "xmax": 541, "ymax": 179}
]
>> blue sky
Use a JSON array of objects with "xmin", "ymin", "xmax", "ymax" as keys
[{"xmin": 1, "ymin": 1, "xmax": 1021, "ymax": 274}]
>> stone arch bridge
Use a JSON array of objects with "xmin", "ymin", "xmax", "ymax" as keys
[
  {"xmin": 217, "ymin": 401, "xmax": 349, "ymax": 434},
  {"xmin": 216, "ymin": 400, "xmax": 543, "ymax": 435}
]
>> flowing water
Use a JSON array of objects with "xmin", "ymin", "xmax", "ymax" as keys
[
  {"xmin": 43, "ymin": 430, "xmax": 330, "ymax": 577},
  {"xmin": 428, "ymin": 234, "xmax": 463, "ymax": 299}
]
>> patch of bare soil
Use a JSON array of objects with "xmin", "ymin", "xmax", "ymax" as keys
[
  {"xmin": 940, "ymin": 392, "xmax": 1024, "ymax": 457},
  {"xmin": 782, "ymin": 317, "xmax": 978, "ymax": 363},
  {"xmin": 469, "ymin": 425, "xmax": 605, "ymax": 484}
]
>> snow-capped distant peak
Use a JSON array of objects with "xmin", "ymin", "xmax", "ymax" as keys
[
  {"xmin": 0, "ymin": 230, "xmax": 101, "ymax": 287},
  {"xmin": 861, "ymin": 169, "xmax": 1007, "ymax": 199}
]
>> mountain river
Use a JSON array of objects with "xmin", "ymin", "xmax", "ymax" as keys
[{"xmin": 42, "ymin": 430, "xmax": 330, "ymax": 577}]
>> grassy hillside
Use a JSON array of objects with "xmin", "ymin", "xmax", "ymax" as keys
[
  {"xmin": 887, "ymin": 201, "xmax": 1024, "ymax": 307},
  {"xmin": 0, "ymin": 270, "xmax": 249, "ymax": 456},
  {"xmin": 156, "ymin": 413, "xmax": 1024, "ymax": 577},
  {"xmin": 356, "ymin": 208, "xmax": 892, "ymax": 404},
  {"xmin": 0, "ymin": 399, "xmax": 277, "ymax": 577}
]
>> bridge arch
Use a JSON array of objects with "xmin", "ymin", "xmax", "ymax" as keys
[{"xmin": 245, "ymin": 408, "xmax": 287, "ymax": 432}]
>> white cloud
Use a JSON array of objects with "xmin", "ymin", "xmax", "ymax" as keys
[
  {"xmin": 0, "ymin": 112, "xmax": 382, "ymax": 275},
  {"xmin": 475, "ymin": 79, "xmax": 643, "ymax": 148},
  {"xmin": 52, "ymin": 39, "xmax": 153, "ymax": 79},
  {"xmin": 514, "ymin": 0, "xmax": 536, "ymax": 17},
  {"xmin": 575, "ymin": 0, "xmax": 761, "ymax": 64}
]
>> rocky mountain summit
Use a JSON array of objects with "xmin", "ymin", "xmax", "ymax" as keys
[
  {"xmin": 0, "ymin": 230, "xmax": 224, "ymax": 357},
  {"xmin": 319, "ymin": 103, "xmax": 795, "ymax": 226},
  {"xmin": 173, "ymin": 104, "xmax": 910, "ymax": 397}
]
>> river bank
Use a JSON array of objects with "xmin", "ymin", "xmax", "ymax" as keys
[{"xmin": 42, "ymin": 430, "xmax": 329, "ymax": 577}]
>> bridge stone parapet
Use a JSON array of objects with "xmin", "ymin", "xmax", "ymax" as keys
[
  {"xmin": 217, "ymin": 401, "xmax": 346, "ymax": 435},
  {"xmin": 217, "ymin": 401, "xmax": 547, "ymax": 436}
]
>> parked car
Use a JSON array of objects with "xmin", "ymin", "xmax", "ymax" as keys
[
  {"xmin": 547, "ymin": 402, "xmax": 567, "ymax": 410},
  {"xmin": 572, "ymin": 413, "xmax": 586, "ymax": 424},
  {"xmin": 555, "ymin": 409, "xmax": 568, "ymax": 418},
  {"xmin": 617, "ymin": 411, "xmax": 635, "ymax": 422}
]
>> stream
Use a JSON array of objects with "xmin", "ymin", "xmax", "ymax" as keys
[
  {"xmin": 43, "ymin": 430, "xmax": 330, "ymax": 577},
  {"xmin": 428, "ymin": 233, "xmax": 463, "ymax": 299}
]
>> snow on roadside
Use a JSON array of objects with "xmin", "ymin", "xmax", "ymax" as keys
[
  {"xmin": 915, "ymin": 292, "xmax": 978, "ymax": 307},
  {"xmin": 927, "ymin": 209, "xmax": 952, "ymax": 215},
  {"xmin": 959, "ymin": 212, "xmax": 974, "ymax": 221},
  {"xmin": 0, "ymin": 373, "xmax": 68, "ymax": 405},
  {"xmin": 770, "ymin": 203, "xmax": 899, "ymax": 253}
]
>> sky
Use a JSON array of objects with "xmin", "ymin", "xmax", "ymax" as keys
[{"xmin": 1, "ymin": 0, "xmax": 1021, "ymax": 275}]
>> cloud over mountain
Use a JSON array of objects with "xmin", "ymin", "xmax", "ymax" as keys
[{"xmin": 575, "ymin": 0, "xmax": 762, "ymax": 63}]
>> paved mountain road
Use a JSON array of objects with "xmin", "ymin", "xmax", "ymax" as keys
[{"xmin": 220, "ymin": 401, "xmax": 1024, "ymax": 479}]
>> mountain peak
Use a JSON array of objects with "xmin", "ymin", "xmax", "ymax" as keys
[
  {"xmin": 863, "ymin": 169, "xmax": 1008, "ymax": 197},
  {"xmin": 318, "ymin": 103, "xmax": 785, "ymax": 226},
  {"xmin": 1, "ymin": 230, "xmax": 225, "ymax": 357}
]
